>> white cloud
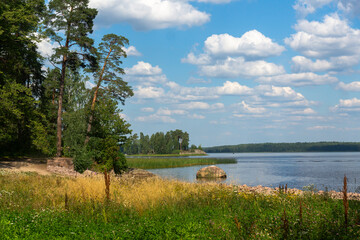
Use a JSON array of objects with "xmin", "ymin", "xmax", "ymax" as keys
[
  {"xmin": 199, "ymin": 57, "xmax": 285, "ymax": 78},
  {"xmin": 186, "ymin": 76, "xmax": 211, "ymax": 84},
  {"xmin": 307, "ymin": 125, "xmax": 335, "ymax": 130},
  {"xmin": 188, "ymin": 113, "xmax": 205, "ymax": 119},
  {"xmin": 255, "ymin": 85, "xmax": 306, "ymax": 102},
  {"xmin": 291, "ymin": 55, "xmax": 358, "ymax": 72},
  {"xmin": 257, "ymin": 72, "xmax": 338, "ymax": 86},
  {"xmin": 134, "ymin": 86, "xmax": 165, "ymax": 99},
  {"xmin": 338, "ymin": 81, "xmax": 360, "ymax": 91},
  {"xmin": 203, "ymin": 30, "xmax": 285, "ymax": 59},
  {"xmin": 291, "ymin": 108, "xmax": 316, "ymax": 115},
  {"xmin": 285, "ymin": 14, "xmax": 360, "ymax": 59},
  {"xmin": 157, "ymin": 108, "xmax": 186, "ymax": 115},
  {"xmin": 236, "ymin": 101, "xmax": 266, "ymax": 114},
  {"xmin": 122, "ymin": 46, "xmax": 141, "ymax": 56},
  {"xmin": 338, "ymin": 0, "xmax": 360, "ymax": 17},
  {"xmin": 119, "ymin": 113, "xmax": 130, "ymax": 121},
  {"xmin": 293, "ymin": 0, "xmax": 333, "ymax": 16},
  {"xmin": 85, "ymin": 81, "xmax": 96, "ymax": 89},
  {"xmin": 141, "ymin": 107, "xmax": 155, "ymax": 112},
  {"xmin": 196, "ymin": 0, "xmax": 232, "ymax": 3},
  {"xmin": 125, "ymin": 61, "xmax": 167, "ymax": 85},
  {"xmin": 331, "ymin": 98, "xmax": 360, "ymax": 112},
  {"xmin": 216, "ymin": 81, "xmax": 253, "ymax": 95},
  {"xmin": 89, "ymin": 0, "xmax": 210, "ymax": 31},
  {"xmin": 37, "ymin": 37, "xmax": 59, "ymax": 57},
  {"xmin": 136, "ymin": 114, "xmax": 176, "ymax": 123},
  {"xmin": 178, "ymin": 101, "xmax": 224, "ymax": 110},
  {"xmin": 126, "ymin": 61, "xmax": 162, "ymax": 75},
  {"xmin": 182, "ymin": 52, "xmax": 211, "ymax": 65}
]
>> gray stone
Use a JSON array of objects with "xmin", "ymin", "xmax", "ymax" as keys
[{"xmin": 196, "ymin": 165, "xmax": 226, "ymax": 178}]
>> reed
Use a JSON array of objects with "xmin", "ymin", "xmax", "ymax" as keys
[{"xmin": 126, "ymin": 157, "xmax": 236, "ymax": 169}]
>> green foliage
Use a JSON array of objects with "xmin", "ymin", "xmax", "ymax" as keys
[
  {"xmin": 124, "ymin": 129, "xmax": 191, "ymax": 155},
  {"xmin": 95, "ymin": 137, "xmax": 127, "ymax": 174},
  {"xmin": 205, "ymin": 142, "xmax": 360, "ymax": 153},
  {"xmin": 73, "ymin": 147, "xmax": 93, "ymax": 173},
  {"xmin": 2, "ymin": 173, "xmax": 360, "ymax": 239},
  {"xmin": 0, "ymin": 82, "xmax": 52, "ymax": 155}
]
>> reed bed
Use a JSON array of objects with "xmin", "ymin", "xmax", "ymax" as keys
[
  {"xmin": 126, "ymin": 157, "xmax": 236, "ymax": 169},
  {"xmin": 1, "ymin": 170, "xmax": 360, "ymax": 239}
]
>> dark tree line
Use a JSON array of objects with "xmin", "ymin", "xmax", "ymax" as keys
[
  {"xmin": 204, "ymin": 142, "xmax": 360, "ymax": 153},
  {"xmin": 0, "ymin": 0, "xmax": 133, "ymax": 173},
  {"xmin": 123, "ymin": 130, "xmax": 191, "ymax": 155}
]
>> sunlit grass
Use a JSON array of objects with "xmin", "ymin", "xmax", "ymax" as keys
[
  {"xmin": 126, "ymin": 157, "xmax": 236, "ymax": 169},
  {"xmin": 1, "ymin": 170, "xmax": 360, "ymax": 239}
]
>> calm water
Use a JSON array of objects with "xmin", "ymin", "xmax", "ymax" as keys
[{"xmin": 148, "ymin": 152, "xmax": 360, "ymax": 191}]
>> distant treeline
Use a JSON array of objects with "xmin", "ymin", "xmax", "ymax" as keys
[
  {"xmin": 123, "ymin": 129, "xmax": 192, "ymax": 155},
  {"xmin": 204, "ymin": 142, "xmax": 360, "ymax": 153}
]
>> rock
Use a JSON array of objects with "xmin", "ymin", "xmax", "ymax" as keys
[{"xmin": 196, "ymin": 165, "xmax": 226, "ymax": 179}]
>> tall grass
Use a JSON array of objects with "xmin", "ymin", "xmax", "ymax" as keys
[
  {"xmin": 1, "ymin": 170, "xmax": 360, "ymax": 239},
  {"xmin": 126, "ymin": 157, "xmax": 236, "ymax": 169}
]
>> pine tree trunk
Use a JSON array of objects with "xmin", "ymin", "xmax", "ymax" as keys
[{"xmin": 84, "ymin": 47, "xmax": 112, "ymax": 145}]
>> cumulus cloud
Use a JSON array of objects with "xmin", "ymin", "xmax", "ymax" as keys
[
  {"xmin": 136, "ymin": 114, "xmax": 176, "ymax": 123},
  {"xmin": 141, "ymin": 107, "xmax": 155, "ymax": 112},
  {"xmin": 291, "ymin": 55, "xmax": 358, "ymax": 72},
  {"xmin": 134, "ymin": 86, "xmax": 165, "ymax": 99},
  {"xmin": 203, "ymin": 30, "xmax": 285, "ymax": 59},
  {"xmin": 196, "ymin": 0, "xmax": 232, "ymax": 3},
  {"xmin": 291, "ymin": 108, "xmax": 316, "ymax": 115},
  {"xmin": 122, "ymin": 46, "xmax": 141, "ymax": 56},
  {"xmin": 337, "ymin": 81, "xmax": 360, "ymax": 91},
  {"xmin": 307, "ymin": 125, "xmax": 335, "ymax": 130},
  {"xmin": 216, "ymin": 81, "xmax": 253, "ymax": 95},
  {"xmin": 37, "ymin": 37, "xmax": 59, "ymax": 58},
  {"xmin": 254, "ymin": 85, "xmax": 309, "ymax": 107},
  {"xmin": 89, "ymin": 0, "xmax": 210, "ymax": 31},
  {"xmin": 125, "ymin": 61, "xmax": 167, "ymax": 85},
  {"xmin": 285, "ymin": 14, "xmax": 360, "ymax": 59},
  {"xmin": 236, "ymin": 101, "xmax": 266, "ymax": 114},
  {"xmin": 157, "ymin": 108, "xmax": 186, "ymax": 115},
  {"xmin": 293, "ymin": 0, "xmax": 333, "ymax": 16},
  {"xmin": 178, "ymin": 101, "xmax": 224, "ymax": 110},
  {"xmin": 199, "ymin": 57, "xmax": 285, "ymax": 78},
  {"xmin": 257, "ymin": 72, "xmax": 338, "ymax": 86},
  {"xmin": 183, "ymin": 30, "xmax": 286, "ymax": 79},
  {"xmin": 188, "ymin": 113, "xmax": 205, "ymax": 119},
  {"xmin": 338, "ymin": 0, "xmax": 360, "ymax": 17},
  {"xmin": 126, "ymin": 61, "xmax": 162, "ymax": 75},
  {"xmin": 331, "ymin": 98, "xmax": 360, "ymax": 112}
]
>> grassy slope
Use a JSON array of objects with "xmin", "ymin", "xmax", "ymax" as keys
[
  {"xmin": 1, "ymin": 171, "xmax": 360, "ymax": 239},
  {"xmin": 126, "ymin": 157, "xmax": 236, "ymax": 169}
]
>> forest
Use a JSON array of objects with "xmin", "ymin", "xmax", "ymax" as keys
[
  {"xmin": 0, "ymin": 0, "xmax": 133, "ymax": 172},
  {"xmin": 204, "ymin": 142, "xmax": 360, "ymax": 153},
  {"xmin": 123, "ymin": 130, "xmax": 203, "ymax": 155}
]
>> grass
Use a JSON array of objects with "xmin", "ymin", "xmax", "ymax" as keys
[
  {"xmin": 128, "ymin": 153, "xmax": 207, "ymax": 157},
  {"xmin": 126, "ymin": 157, "xmax": 236, "ymax": 169},
  {"xmin": 1, "ymin": 170, "xmax": 360, "ymax": 239}
]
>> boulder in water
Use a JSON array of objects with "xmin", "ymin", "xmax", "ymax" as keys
[{"xmin": 196, "ymin": 165, "xmax": 226, "ymax": 179}]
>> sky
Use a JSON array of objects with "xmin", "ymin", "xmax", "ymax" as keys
[{"xmin": 40, "ymin": 0, "xmax": 360, "ymax": 147}]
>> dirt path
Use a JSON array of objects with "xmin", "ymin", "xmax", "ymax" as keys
[{"xmin": 0, "ymin": 158, "xmax": 51, "ymax": 175}]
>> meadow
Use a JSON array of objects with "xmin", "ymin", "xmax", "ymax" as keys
[
  {"xmin": 1, "ymin": 170, "xmax": 360, "ymax": 239},
  {"xmin": 126, "ymin": 157, "xmax": 236, "ymax": 169}
]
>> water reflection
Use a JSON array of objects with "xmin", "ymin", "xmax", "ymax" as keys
[{"xmin": 148, "ymin": 152, "xmax": 360, "ymax": 191}]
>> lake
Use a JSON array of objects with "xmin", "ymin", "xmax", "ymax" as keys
[{"xmin": 148, "ymin": 152, "xmax": 360, "ymax": 192}]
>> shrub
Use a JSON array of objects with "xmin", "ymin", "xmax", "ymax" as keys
[{"xmin": 73, "ymin": 147, "xmax": 94, "ymax": 173}]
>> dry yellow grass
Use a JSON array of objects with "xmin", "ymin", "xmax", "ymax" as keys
[{"xmin": 0, "ymin": 171, "xmax": 225, "ymax": 212}]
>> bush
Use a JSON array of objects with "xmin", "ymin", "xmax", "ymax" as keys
[
  {"xmin": 73, "ymin": 147, "xmax": 93, "ymax": 173},
  {"xmin": 99, "ymin": 137, "xmax": 128, "ymax": 174}
]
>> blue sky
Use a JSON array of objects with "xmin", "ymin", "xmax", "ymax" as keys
[{"xmin": 40, "ymin": 0, "xmax": 360, "ymax": 147}]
